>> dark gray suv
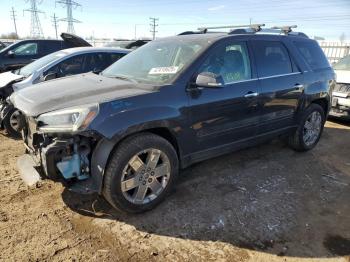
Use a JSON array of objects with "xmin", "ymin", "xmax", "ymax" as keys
[{"xmin": 12, "ymin": 25, "xmax": 335, "ymax": 213}]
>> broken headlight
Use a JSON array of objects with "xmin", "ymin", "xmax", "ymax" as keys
[{"xmin": 37, "ymin": 104, "xmax": 99, "ymax": 133}]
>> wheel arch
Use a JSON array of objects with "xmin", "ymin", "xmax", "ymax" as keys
[
  {"xmin": 90, "ymin": 126, "xmax": 182, "ymax": 194},
  {"xmin": 311, "ymin": 97, "xmax": 329, "ymax": 117}
]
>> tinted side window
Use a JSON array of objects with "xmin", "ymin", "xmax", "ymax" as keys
[
  {"xmin": 109, "ymin": 53, "xmax": 126, "ymax": 63},
  {"xmin": 199, "ymin": 42, "xmax": 252, "ymax": 84},
  {"xmin": 12, "ymin": 42, "xmax": 38, "ymax": 56},
  {"xmin": 40, "ymin": 41, "xmax": 62, "ymax": 55},
  {"xmin": 86, "ymin": 52, "xmax": 126, "ymax": 72},
  {"xmin": 45, "ymin": 54, "xmax": 86, "ymax": 78},
  {"xmin": 294, "ymin": 40, "xmax": 330, "ymax": 70},
  {"xmin": 253, "ymin": 41, "xmax": 293, "ymax": 77}
]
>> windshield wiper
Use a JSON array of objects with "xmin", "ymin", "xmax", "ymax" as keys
[{"xmin": 107, "ymin": 75, "xmax": 138, "ymax": 84}]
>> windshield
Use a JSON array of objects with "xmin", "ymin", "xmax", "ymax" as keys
[
  {"xmin": 334, "ymin": 55, "xmax": 350, "ymax": 71},
  {"xmin": 102, "ymin": 38, "xmax": 212, "ymax": 84},
  {"xmin": 15, "ymin": 51, "xmax": 67, "ymax": 77}
]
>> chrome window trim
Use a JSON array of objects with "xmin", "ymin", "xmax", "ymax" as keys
[
  {"xmin": 224, "ymin": 78, "xmax": 259, "ymax": 85},
  {"xmin": 259, "ymin": 72, "xmax": 301, "ymax": 80},
  {"xmin": 223, "ymin": 72, "xmax": 301, "ymax": 85}
]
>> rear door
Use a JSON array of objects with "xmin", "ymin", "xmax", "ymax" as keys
[
  {"xmin": 38, "ymin": 40, "xmax": 63, "ymax": 56},
  {"xmin": 252, "ymin": 40, "xmax": 304, "ymax": 134}
]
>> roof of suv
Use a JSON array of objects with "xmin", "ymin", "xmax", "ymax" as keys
[{"xmin": 162, "ymin": 32, "xmax": 311, "ymax": 43}]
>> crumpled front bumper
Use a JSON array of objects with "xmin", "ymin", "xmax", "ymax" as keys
[{"xmin": 18, "ymin": 117, "xmax": 100, "ymax": 194}]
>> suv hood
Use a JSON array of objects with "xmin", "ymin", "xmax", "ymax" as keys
[
  {"xmin": 335, "ymin": 70, "xmax": 350, "ymax": 84},
  {"xmin": 61, "ymin": 33, "xmax": 92, "ymax": 47},
  {"xmin": 0, "ymin": 71, "xmax": 24, "ymax": 88},
  {"xmin": 11, "ymin": 72, "xmax": 155, "ymax": 116}
]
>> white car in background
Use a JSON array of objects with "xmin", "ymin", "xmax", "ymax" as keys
[
  {"xmin": 330, "ymin": 55, "xmax": 350, "ymax": 119},
  {"xmin": 0, "ymin": 47, "xmax": 130, "ymax": 137}
]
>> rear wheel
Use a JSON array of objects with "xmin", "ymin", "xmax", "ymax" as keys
[
  {"xmin": 3, "ymin": 108, "xmax": 22, "ymax": 138},
  {"xmin": 103, "ymin": 133, "xmax": 179, "ymax": 213},
  {"xmin": 288, "ymin": 103, "xmax": 325, "ymax": 151}
]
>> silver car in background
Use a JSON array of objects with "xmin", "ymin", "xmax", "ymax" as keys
[{"xmin": 0, "ymin": 47, "xmax": 130, "ymax": 137}]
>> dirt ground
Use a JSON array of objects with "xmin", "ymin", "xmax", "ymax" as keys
[{"xmin": 0, "ymin": 120, "xmax": 349, "ymax": 262}]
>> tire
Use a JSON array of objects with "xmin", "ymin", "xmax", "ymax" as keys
[
  {"xmin": 103, "ymin": 133, "xmax": 179, "ymax": 213},
  {"xmin": 3, "ymin": 108, "xmax": 22, "ymax": 138},
  {"xmin": 288, "ymin": 103, "xmax": 325, "ymax": 151}
]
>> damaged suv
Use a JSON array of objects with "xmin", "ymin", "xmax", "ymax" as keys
[{"xmin": 12, "ymin": 25, "xmax": 334, "ymax": 213}]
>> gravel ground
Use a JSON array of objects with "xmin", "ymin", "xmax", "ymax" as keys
[{"xmin": 0, "ymin": 120, "xmax": 349, "ymax": 262}]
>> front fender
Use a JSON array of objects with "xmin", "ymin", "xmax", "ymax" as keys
[
  {"xmin": 89, "ymin": 105, "xmax": 184, "ymax": 194},
  {"xmin": 90, "ymin": 102, "xmax": 182, "ymax": 141}
]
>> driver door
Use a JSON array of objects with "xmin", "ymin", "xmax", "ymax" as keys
[
  {"xmin": 4, "ymin": 42, "xmax": 39, "ymax": 70},
  {"xmin": 187, "ymin": 40, "xmax": 260, "ymax": 156}
]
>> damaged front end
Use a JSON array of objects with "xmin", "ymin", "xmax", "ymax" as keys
[{"xmin": 18, "ymin": 103, "xmax": 102, "ymax": 193}]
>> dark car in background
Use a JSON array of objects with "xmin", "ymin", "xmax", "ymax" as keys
[
  {"xmin": 0, "ymin": 33, "xmax": 91, "ymax": 73},
  {"xmin": 0, "ymin": 47, "xmax": 130, "ymax": 137},
  {"xmin": 12, "ymin": 25, "xmax": 334, "ymax": 213},
  {"xmin": 0, "ymin": 41, "xmax": 6, "ymax": 51}
]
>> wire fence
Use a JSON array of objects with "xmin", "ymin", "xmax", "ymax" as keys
[{"xmin": 318, "ymin": 41, "xmax": 350, "ymax": 64}]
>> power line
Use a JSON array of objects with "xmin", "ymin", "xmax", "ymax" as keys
[
  {"xmin": 56, "ymin": 0, "xmax": 82, "ymax": 34},
  {"xmin": 24, "ymin": 0, "xmax": 44, "ymax": 38},
  {"xmin": 150, "ymin": 17, "xmax": 159, "ymax": 40},
  {"xmin": 10, "ymin": 7, "xmax": 18, "ymax": 38},
  {"xmin": 52, "ymin": 13, "xmax": 59, "ymax": 39}
]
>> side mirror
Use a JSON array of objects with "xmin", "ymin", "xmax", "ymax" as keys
[
  {"xmin": 7, "ymin": 50, "xmax": 15, "ymax": 58},
  {"xmin": 44, "ymin": 72, "xmax": 57, "ymax": 81},
  {"xmin": 195, "ymin": 72, "xmax": 223, "ymax": 88},
  {"xmin": 92, "ymin": 68, "xmax": 102, "ymax": 74}
]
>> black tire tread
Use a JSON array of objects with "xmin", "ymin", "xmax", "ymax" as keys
[
  {"xmin": 103, "ymin": 132, "xmax": 178, "ymax": 213},
  {"xmin": 288, "ymin": 103, "xmax": 325, "ymax": 152},
  {"xmin": 3, "ymin": 108, "xmax": 21, "ymax": 138}
]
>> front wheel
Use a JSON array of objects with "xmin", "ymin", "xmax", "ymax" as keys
[
  {"xmin": 103, "ymin": 133, "xmax": 179, "ymax": 213},
  {"xmin": 3, "ymin": 108, "xmax": 22, "ymax": 138},
  {"xmin": 288, "ymin": 103, "xmax": 325, "ymax": 151}
]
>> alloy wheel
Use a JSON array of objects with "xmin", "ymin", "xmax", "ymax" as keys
[
  {"xmin": 120, "ymin": 148, "xmax": 171, "ymax": 205},
  {"xmin": 9, "ymin": 110, "xmax": 22, "ymax": 132},
  {"xmin": 303, "ymin": 111, "xmax": 322, "ymax": 146}
]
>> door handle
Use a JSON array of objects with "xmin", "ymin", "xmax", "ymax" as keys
[
  {"xmin": 244, "ymin": 92, "xmax": 259, "ymax": 98},
  {"xmin": 294, "ymin": 84, "xmax": 304, "ymax": 90}
]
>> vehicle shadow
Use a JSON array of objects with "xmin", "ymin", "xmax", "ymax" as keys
[{"xmin": 61, "ymin": 123, "xmax": 350, "ymax": 258}]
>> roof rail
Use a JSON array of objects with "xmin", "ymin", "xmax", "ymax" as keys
[
  {"xmin": 198, "ymin": 23, "xmax": 265, "ymax": 33},
  {"xmin": 270, "ymin": 25, "xmax": 298, "ymax": 34}
]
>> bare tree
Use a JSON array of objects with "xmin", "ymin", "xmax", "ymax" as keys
[{"xmin": 0, "ymin": 32, "xmax": 19, "ymax": 39}]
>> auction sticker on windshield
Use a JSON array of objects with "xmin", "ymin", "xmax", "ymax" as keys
[{"xmin": 149, "ymin": 66, "xmax": 179, "ymax": 75}]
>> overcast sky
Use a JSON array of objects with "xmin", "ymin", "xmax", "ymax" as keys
[{"xmin": 0, "ymin": 0, "xmax": 349, "ymax": 40}]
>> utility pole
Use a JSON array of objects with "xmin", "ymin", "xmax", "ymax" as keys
[
  {"xmin": 149, "ymin": 17, "xmax": 159, "ymax": 40},
  {"xmin": 24, "ymin": 0, "xmax": 44, "ymax": 38},
  {"xmin": 10, "ymin": 7, "xmax": 18, "ymax": 38},
  {"xmin": 52, "ymin": 13, "xmax": 59, "ymax": 39},
  {"xmin": 56, "ymin": 0, "xmax": 82, "ymax": 34}
]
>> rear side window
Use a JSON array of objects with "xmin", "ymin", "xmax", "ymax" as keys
[
  {"xmin": 40, "ymin": 41, "xmax": 62, "ymax": 55},
  {"xmin": 84, "ymin": 52, "xmax": 126, "ymax": 72},
  {"xmin": 253, "ymin": 41, "xmax": 293, "ymax": 77},
  {"xmin": 294, "ymin": 40, "xmax": 330, "ymax": 70}
]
